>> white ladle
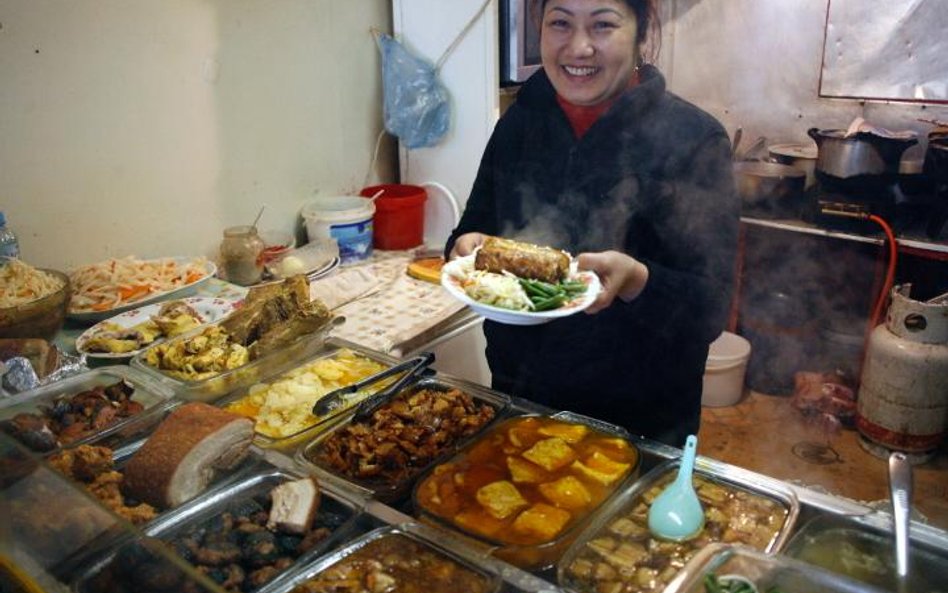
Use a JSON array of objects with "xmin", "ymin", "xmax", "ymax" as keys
[{"xmin": 648, "ymin": 434, "xmax": 705, "ymax": 541}]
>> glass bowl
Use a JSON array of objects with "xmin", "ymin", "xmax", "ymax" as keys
[{"xmin": 0, "ymin": 268, "xmax": 69, "ymax": 340}]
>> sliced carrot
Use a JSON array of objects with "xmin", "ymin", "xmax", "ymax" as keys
[
  {"xmin": 185, "ymin": 271, "xmax": 204, "ymax": 284},
  {"xmin": 91, "ymin": 302, "xmax": 113, "ymax": 311},
  {"xmin": 119, "ymin": 285, "xmax": 150, "ymax": 300}
]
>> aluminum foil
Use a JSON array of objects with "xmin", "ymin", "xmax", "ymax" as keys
[{"xmin": 0, "ymin": 348, "xmax": 87, "ymax": 397}]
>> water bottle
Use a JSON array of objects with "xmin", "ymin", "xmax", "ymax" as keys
[{"xmin": 0, "ymin": 211, "xmax": 20, "ymax": 259}]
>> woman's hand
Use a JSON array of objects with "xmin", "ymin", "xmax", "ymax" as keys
[
  {"xmin": 449, "ymin": 232, "xmax": 488, "ymax": 259},
  {"xmin": 578, "ymin": 251, "xmax": 649, "ymax": 314}
]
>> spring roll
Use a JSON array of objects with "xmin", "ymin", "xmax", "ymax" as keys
[{"xmin": 474, "ymin": 236, "xmax": 570, "ymax": 284}]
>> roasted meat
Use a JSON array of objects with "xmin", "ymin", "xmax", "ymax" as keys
[{"xmin": 474, "ymin": 236, "xmax": 570, "ymax": 284}]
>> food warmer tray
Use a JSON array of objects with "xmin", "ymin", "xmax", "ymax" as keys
[
  {"xmin": 258, "ymin": 523, "xmax": 504, "ymax": 593},
  {"xmin": 214, "ymin": 337, "xmax": 404, "ymax": 452},
  {"xmin": 0, "ymin": 365, "xmax": 178, "ymax": 455},
  {"xmin": 662, "ymin": 542, "xmax": 888, "ymax": 593},
  {"xmin": 556, "ymin": 455, "xmax": 800, "ymax": 593},
  {"xmin": 71, "ymin": 466, "xmax": 366, "ymax": 593},
  {"xmin": 129, "ymin": 315, "xmax": 340, "ymax": 403},
  {"xmin": 410, "ymin": 409, "xmax": 642, "ymax": 572},
  {"xmin": 295, "ymin": 374, "xmax": 511, "ymax": 504}
]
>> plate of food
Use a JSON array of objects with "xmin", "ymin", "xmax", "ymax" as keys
[
  {"xmin": 76, "ymin": 297, "xmax": 239, "ymax": 360},
  {"xmin": 441, "ymin": 236, "xmax": 601, "ymax": 326},
  {"xmin": 67, "ymin": 256, "xmax": 217, "ymax": 323}
]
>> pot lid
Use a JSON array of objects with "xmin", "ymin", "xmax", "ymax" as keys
[{"xmin": 768, "ymin": 143, "xmax": 817, "ymax": 160}]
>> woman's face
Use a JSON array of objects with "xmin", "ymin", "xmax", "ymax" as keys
[{"xmin": 540, "ymin": 0, "xmax": 640, "ymax": 106}]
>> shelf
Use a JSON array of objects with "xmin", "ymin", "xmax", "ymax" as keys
[{"xmin": 741, "ymin": 216, "xmax": 948, "ymax": 256}]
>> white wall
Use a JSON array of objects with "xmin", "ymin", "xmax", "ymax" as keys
[{"xmin": 0, "ymin": 1, "xmax": 394, "ymax": 270}]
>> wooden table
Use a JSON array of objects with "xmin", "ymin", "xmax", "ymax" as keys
[{"xmin": 698, "ymin": 391, "xmax": 948, "ymax": 531}]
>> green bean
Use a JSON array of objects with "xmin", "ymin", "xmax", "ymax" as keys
[{"xmin": 533, "ymin": 294, "xmax": 567, "ymax": 311}]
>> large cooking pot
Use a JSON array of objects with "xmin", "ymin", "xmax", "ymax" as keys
[
  {"xmin": 808, "ymin": 127, "xmax": 918, "ymax": 179},
  {"xmin": 733, "ymin": 161, "xmax": 806, "ymax": 219}
]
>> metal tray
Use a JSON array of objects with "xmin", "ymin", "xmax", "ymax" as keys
[
  {"xmin": 261, "ymin": 524, "xmax": 502, "ymax": 593},
  {"xmin": 411, "ymin": 411, "xmax": 642, "ymax": 572},
  {"xmin": 663, "ymin": 543, "xmax": 888, "ymax": 593},
  {"xmin": 129, "ymin": 316, "xmax": 340, "ymax": 403},
  {"xmin": 71, "ymin": 467, "xmax": 365, "ymax": 593},
  {"xmin": 556, "ymin": 456, "xmax": 799, "ymax": 593},
  {"xmin": 784, "ymin": 513, "xmax": 948, "ymax": 593},
  {"xmin": 216, "ymin": 338, "xmax": 403, "ymax": 451},
  {"xmin": 0, "ymin": 365, "xmax": 177, "ymax": 454},
  {"xmin": 295, "ymin": 375, "xmax": 510, "ymax": 503}
]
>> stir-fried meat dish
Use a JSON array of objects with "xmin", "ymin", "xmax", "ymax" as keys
[
  {"xmin": 309, "ymin": 386, "xmax": 496, "ymax": 491},
  {"xmin": 48, "ymin": 444, "xmax": 157, "ymax": 525},
  {"xmin": 0, "ymin": 379, "xmax": 145, "ymax": 452},
  {"xmin": 289, "ymin": 533, "xmax": 494, "ymax": 593}
]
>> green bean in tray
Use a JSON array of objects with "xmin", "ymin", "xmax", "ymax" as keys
[{"xmin": 518, "ymin": 277, "xmax": 588, "ymax": 311}]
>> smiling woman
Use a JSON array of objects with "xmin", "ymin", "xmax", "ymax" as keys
[{"xmin": 445, "ymin": 0, "xmax": 739, "ymax": 446}]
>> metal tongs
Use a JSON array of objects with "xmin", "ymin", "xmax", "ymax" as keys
[{"xmin": 312, "ymin": 351, "xmax": 435, "ymax": 419}]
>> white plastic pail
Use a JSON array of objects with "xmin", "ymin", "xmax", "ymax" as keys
[
  {"xmin": 301, "ymin": 196, "xmax": 375, "ymax": 265},
  {"xmin": 702, "ymin": 331, "xmax": 752, "ymax": 407}
]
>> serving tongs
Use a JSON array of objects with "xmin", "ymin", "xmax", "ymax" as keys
[{"xmin": 312, "ymin": 351, "xmax": 435, "ymax": 419}]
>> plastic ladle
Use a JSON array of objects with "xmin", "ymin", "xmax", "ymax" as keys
[{"xmin": 648, "ymin": 434, "xmax": 705, "ymax": 541}]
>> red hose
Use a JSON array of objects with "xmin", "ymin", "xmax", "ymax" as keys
[{"xmin": 868, "ymin": 214, "xmax": 897, "ymax": 327}]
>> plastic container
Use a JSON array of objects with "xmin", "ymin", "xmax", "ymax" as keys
[
  {"xmin": 0, "ymin": 211, "xmax": 19, "ymax": 259},
  {"xmin": 301, "ymin": 196, "xmax": 375, "ymax": 265},
  {"xmin": 0, "ymin": 365, "xmax": 177, "ymax": 454},
  {"xmin": 360, "ymin": 184, "xmax": 427, "ymax": 250},
  {"xmin": 702, "ymin": 331, "xmax": 751, "ymax": 407}
]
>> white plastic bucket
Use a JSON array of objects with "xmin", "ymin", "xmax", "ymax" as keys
[
  {"xmin": 301, "ymin": 196, "xmax": 375, "ymax": 265},
  {"xmin": 702, "ymin": 331, "xmax": 752, "ymax": 407}
]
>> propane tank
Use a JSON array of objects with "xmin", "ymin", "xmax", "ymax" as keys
[{"xmin": 857, "ymin": 284, "xmax": 948, "ymax": 463}]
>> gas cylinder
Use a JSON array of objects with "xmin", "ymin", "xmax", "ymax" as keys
[{"xmin": 857, "ymin": 284, "xmax": 948, "ymax": 463}]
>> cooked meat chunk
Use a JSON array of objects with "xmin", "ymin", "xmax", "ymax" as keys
[{"xmin": 474, "ymin": 236, "xmax": 570, "ymax": 283}]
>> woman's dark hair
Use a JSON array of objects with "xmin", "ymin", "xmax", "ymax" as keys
[{"xmin": 532, "ymin": 0, "xmax": 662, "ymax": 63}]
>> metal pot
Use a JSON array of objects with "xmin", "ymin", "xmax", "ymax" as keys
[
  {"xmin": 808, "ymin": 127, "xmax": 918, "ymax": 179},
  {"xmin": 733, "ymin": 161, "xmax": 806, "ymax": 219}
]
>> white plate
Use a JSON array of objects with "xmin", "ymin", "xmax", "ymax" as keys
[
  {"xmin": 67, "ymin": 258, "xmax": 217, "ymax": 323},
  {"xmin": 441, "ymin": 254, "xmax": 601, "ymax": 326},
  {"xmin": 76, "ymin": 296, "xmax": 239, "ymax": 360},
  {"xmin": 250, "ymin": 256, "xmax": 340, "ymax": 288}
]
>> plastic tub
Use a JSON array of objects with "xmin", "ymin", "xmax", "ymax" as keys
[
  {"xmin": 301, "ymin": 196, "xmax": 375, "ymax": 265},
  {"xmin": 702, "ymin": 331, "xmax": 751, "ymax": 407},
  {"xmin": 360, "ymin": 184, "xmax": 427, "ymax": 250}
]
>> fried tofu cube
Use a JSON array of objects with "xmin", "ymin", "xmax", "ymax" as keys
[
  {"xmin": 537, "ymin": 422, "xmax": 589, "ymax": 443},
  {"xmin": 476, "ymin": 480, "xmax": 529, "ymax": 519},
  {"xmin": 538, "ymin": 475, "xmax": 592, "ymax": 510},
  {"xmin": 454, "ymin": 510, "xmax": 505, "ymax": 538},
  {"xmin": 570, "ymin": 453, "xmax": 630, "ymax": 486},
  {"xmin": 522, "ymin": 437, "xmax": 576, "ymax": 471},
  {"xmin": 586, "ymin": 450, "xmax": 632, "ymax": 475},
  {"xmin": 512, "ymin": 503, "xmax": 572, "ymax": 541},
  {"xmin": 507, "ymin": 456, "xmax": 548, "ymax": 484}
]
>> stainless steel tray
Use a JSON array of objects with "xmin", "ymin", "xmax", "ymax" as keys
[
  {"xmin": 410, "ymin": 410, "xmax": 642, "ymax": 572},
  {"xmin": 260, "ymin": 523, "xmax": 503, "ymax": 593},
  {"xmin": 663, "ymin": 543, "xmax": 888, "ymax": 593},
  {"xmin": 216, "ymin": 337, "xmax": 402, "ymax": 452},
  {"xmin": 0, "ymin": 365, "xmax": 177, "ymax": 454},
  {"xmin": 72, "ymin": 466, "xmax": 365, "ymax": 593},
  {"xmin": 295, "ymin": 374, "xmax": 510, "ymax": 503},
  {"xmin": 556, "ymin": 455, "xmax": 800, "ymax": 593}
]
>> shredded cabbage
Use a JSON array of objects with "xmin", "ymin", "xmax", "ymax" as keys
[{"xmin": 463, "ymin": 270, "xmax": 534, "ymax": 311}]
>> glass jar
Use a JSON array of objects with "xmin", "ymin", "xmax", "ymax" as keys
[{"xmin": 220, "ymin": 225, "xmax": 265, "ymax": 286}]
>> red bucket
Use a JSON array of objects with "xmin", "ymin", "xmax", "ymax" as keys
[{"xmin": 361, "ymin": 184, "xmax": 427, "ymax": 250}]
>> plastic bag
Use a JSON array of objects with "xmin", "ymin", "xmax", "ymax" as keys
[{"xmin": 378, "ymin": 33, "xmax": 450, "ymax": 149}]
